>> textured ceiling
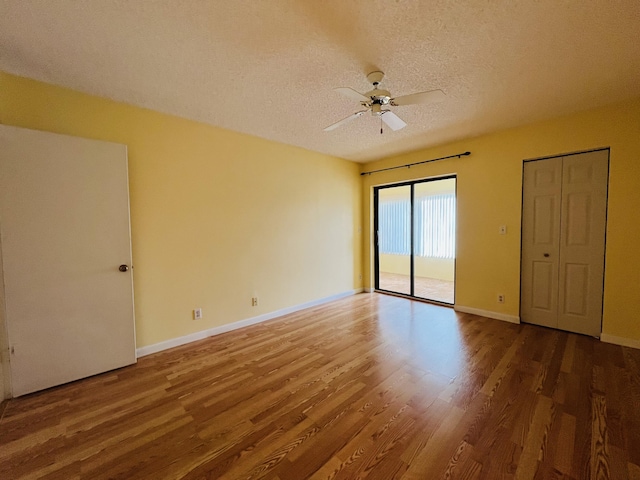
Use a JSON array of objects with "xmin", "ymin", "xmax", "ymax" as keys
[{"xmin": 1, "ymin": 1, "xmax": 639, "ymax": 162}]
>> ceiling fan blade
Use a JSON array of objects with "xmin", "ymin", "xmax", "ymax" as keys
[
  {"xmin": 323, "ymin": 111, "xmax": 367, "ymax": 131},
  {"xmin": 381, "ymin": 111, "xmax": 407, "ymax": 131},
  {"xmin": 334, "ymin": 87, "xmax": 369, "ymax": 103},
  {"xmin": 391, "ymin": 89, "xmax": 445, "ymax": 106}
]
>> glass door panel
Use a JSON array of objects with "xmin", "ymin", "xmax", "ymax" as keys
[
  {"xmin": 377, "ymin": 185, "xmax": 411, "ymax": 295},
  {"xmin": 413, "ymin": 179, "xmax": 456, "ymax": 304}
]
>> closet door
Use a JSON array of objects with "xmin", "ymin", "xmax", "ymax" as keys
[
  {"xmin": 521, "ymin": 150, "xmax": 608, "ymax": 336},
  {"xmin": 521, "ymin": 157, "xmax": 562, "ymax": 329},
  {"xmin": 557, "ymin": 150, "xmax": 608, "ymax": 336}
]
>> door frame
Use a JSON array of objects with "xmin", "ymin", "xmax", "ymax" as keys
[
  {"xmin": 374, "ymin": 174, "xmax": 457, "ymax": 305},
  {"xmin": 519, "ymin": 147, "xmax": 610, "ymax": 335}
]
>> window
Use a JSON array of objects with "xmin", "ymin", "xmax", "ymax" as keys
[{"xmin": 379, "ymin": 193, "xmax": 456, "ymax": 259}]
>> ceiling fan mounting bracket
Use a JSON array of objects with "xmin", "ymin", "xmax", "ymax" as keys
[{"xmin": 367, "ymin": 71, "xmax": 385, "ymax": 85}]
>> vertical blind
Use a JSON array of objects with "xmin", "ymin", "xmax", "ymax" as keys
[{"xmin": 379, "ymin": 193, "xmax": 456, "ymax": 259}]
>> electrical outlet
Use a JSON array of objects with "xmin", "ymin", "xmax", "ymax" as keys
[
  {"xmin": 193, "ymin": 308, "xmax": 203, "ymax": 320},
  {"xmin": 497, "ymin": 294, "xmax": 505, "ymax": 304},
  {"xmin": 252, "ymin": 297, "xmax": 258, "ymax": 307}
]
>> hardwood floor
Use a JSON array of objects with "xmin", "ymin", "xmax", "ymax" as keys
[
  {"xmin": 1, "ymin": 293, "xmax": 639, "ymax": 479},
  {"xmin": 378, "ymin": 272, "xmax": 455, "ymax": 303}
]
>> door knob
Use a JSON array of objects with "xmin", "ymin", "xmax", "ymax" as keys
[
  {"xmin": 543, "ymin": 253, "xmax": 550, "ymax": 258},
  {"xmin": 119, "ymin": 264, "xmax": 129, "ymax": 272}
]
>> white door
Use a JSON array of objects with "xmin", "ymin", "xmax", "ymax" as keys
[
  {"xmin": 520, "ymin": 157, "xmax": 562, "ymax": 329},
  {"xmin": 557, "ymin": 151, "xmax": 608, "ymax": 336},
  {"xmin": 0, "ymin": 125, "xmax": 136, "ymax": 397},
  {"xmin": 521, "ymin": 150, "xmax": 608, "ymax": 337}
]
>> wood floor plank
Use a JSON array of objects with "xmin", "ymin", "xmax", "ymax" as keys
[
  {"xmin": 553, "ymin": 412, "xmax": 577, "ymax": 475},
  {"xmin": 442, "ymin": 440, "xmax": 482, "ymax": 480},
  {"xmin": 621, "ymin": 347, "xmax": 640, "ymax": 467},
  {"xmin": 591, "ymin": 394, "xmax": 610, "ymax": 479},
  {"xmin": 401, "ymin": 404, "xmax": 466, "ymax": 479},
  {"xmin": 1, "ymin": 293, "xmax": 639, "ymax": 479},
  {"xmin": 480, "ymin": 327, "xmax": 530, "ymax": 397},
  {"xmin": 561, "ymin": 334, "xmax": 576, "ymax": 374},
  {"xmin": 514, "ymin": 394, "xmax": 555, "ymax": 479},
  {"xmin": 608, "ymin": 445, "xmax": 630, "ymax": 480}
]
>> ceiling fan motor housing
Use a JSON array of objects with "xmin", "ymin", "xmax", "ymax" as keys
[
  {"xmin": 366, "ymin": 88, "xmax": 391, "ymax": 102},
  {"xmin": 364, "ymin": 88, "xmax": 392, "ymax": 115}
]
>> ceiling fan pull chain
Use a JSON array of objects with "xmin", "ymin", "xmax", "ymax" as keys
[{"xmin": 380, "ymin": 116, "xmax": 383, "ymax": 134}]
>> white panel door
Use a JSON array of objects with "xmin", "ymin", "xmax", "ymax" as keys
[
  {"xmin": 0, "ymin": 125, "xmax": 136, "ymax": 397},
  {"xmin": 557, "ymin": 150, "xmax": 608, "ymax": 336},
  {"xmin": 521, "ymin": 157, "xmax": 562, "ymax": 329},
  {"xmin": 520, "ymin": 150, "xmax": 608, "ymax": 337}
]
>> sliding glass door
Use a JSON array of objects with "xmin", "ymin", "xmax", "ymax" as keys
[{"xmin": 374, "ymin": 176, "xmax": 456, "ymax": 304}]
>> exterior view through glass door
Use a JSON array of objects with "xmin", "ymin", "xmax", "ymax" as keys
[{"xmin": 375, "ymin": 176, "xmax": 456, "ymax": 304}]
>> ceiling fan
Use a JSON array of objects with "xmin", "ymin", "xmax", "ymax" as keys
[{"xmin": 324, "ymin": 71, "xmax": 445, "ymax": 133}]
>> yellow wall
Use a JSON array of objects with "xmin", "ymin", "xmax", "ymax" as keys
[
  {"xmin": 362, "ymin": 97, "xmax": 640, "ymax": 342},
  {"xmin": 0, "ymin": 72, "xmax": 362, "ymax": 350}
]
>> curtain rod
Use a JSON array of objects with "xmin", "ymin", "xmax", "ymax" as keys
[{"xmin": 360, "ymin": 151, "xmax": 471, "ymax": 176}]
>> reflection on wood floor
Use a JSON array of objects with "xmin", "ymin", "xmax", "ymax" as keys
[
  {"xmin": 1, "ymin": 293, "xmax": 639, "ymax": 479},
  {"xmin": 379, "ymin": 271, "xmax": 454, "ymax": 303}
]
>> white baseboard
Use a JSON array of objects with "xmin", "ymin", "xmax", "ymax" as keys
[
  {"xmin": 136, "ymin": 288, "xmax": 364, "ymax": 358},
  {"xmin": 600, "ymin": 333, "xmax": 640, "ymax": 350},
  {"xmin": 454, "ymin": 305, "xmax": 520, "ymax": 324},
  {"xmin": 364, "ymin": 287, "xmax": 375, "ymax": 293}
]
